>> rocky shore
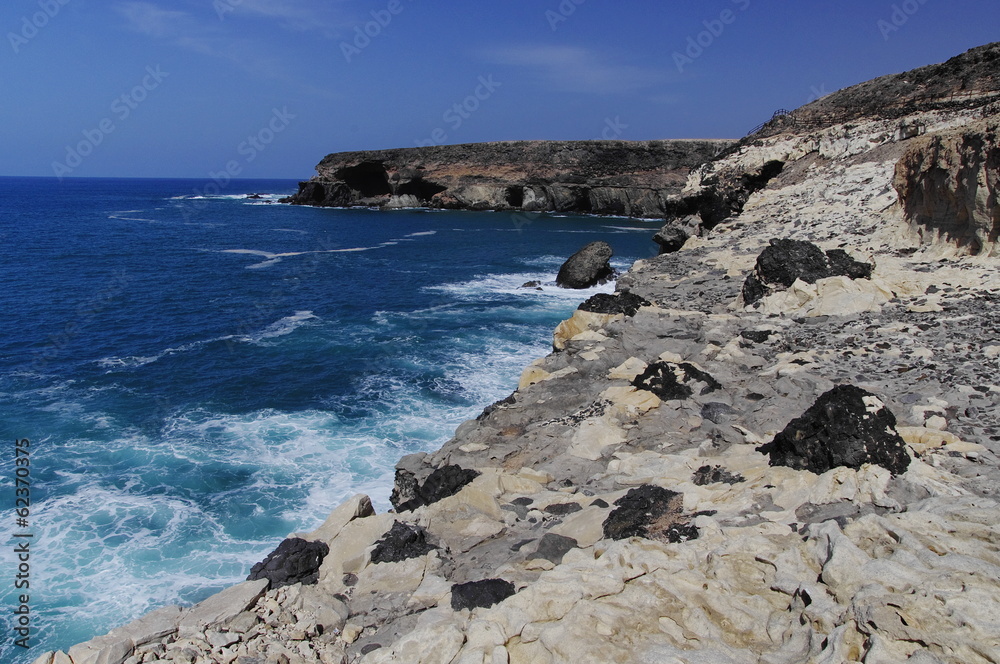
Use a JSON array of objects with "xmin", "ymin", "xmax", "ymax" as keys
[{"xmin": 39, "ymin": 43, "xmax": 1000, "ymax": 664}]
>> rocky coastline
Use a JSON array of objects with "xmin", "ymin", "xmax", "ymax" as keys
[
  {"xmin": 38, "ymin": 42, "xmax": 1000, "ymax": 664},
  {"xmin": 281, "ymin": 139, "xmax": 733, "ymax": 219}
]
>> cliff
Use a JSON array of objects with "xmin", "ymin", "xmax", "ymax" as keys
[
  {"xmin": 283, "ymin": 140, "xmax": 733, "ymax": 218},
  {"xmin": 39, "ymin": 43, "xmax": 1000, "ymax": 664}
]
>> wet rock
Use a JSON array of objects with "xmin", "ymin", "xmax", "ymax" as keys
[
  {"xmin": 602, "ymin": 485, "xmax": 698, "ymax": 543},
  {"xmin": 691, "ymin": 465, "xmax": 745, "ymax": 486},
  {"xmin": 247, "ymin": 538, "xmax": 329, "ymax": 589},
  {"xmin": 631, "ymin": 362, "xmax": 721, "ymax": 400},
  {"xmin": 757, "ymin": 384, "xmax": 911, "ymax": 476},
  {"xmin": 450, "ymin": 579, "xmax": 516, "ymax": 611},
  {"xmin": 577, "ymin": 291, "xmax": 651, "ymax": 316},
  {"xmin": 742, "ymin": 239, "xmax": 873, "ymax": 304},
  {"xmin": 370, "ymin": 522, "xmax": 437, "ymax": 564},
  {"xmin": 393, "ymin": 464, "xmax": 481, "ymax": 512},
  {"xmin": 556, "ymin": 241, "xmax": 615, "ymax": 289}
]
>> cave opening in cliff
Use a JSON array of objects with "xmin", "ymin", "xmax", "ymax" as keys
[
  {"xmin": 396, "ymin": 178, "xmax": 448, "ymax": 202},
  {"xmin": 336, "ymin": 162, "xmax": 392, "ymax": 198}
]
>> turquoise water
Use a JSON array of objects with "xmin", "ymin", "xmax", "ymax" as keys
[{"xmin": 0, "ymin": 177, "xmax": 659, "ymax": 659}]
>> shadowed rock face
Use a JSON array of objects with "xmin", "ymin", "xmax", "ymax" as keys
[
  {"xmin": 894, "ymin": 119, "xmax": 1000, "ymax": 256},
  {"xmin": 284, "ymin": 140, "xmax": 733, "ymax": 218},
  {"xmin": 757, "ymin": 385, "xmax": 911, "ymax": 476},
  {"xmin": 247, "ymin": 538, "xmax": 329, "ymax": 589}
]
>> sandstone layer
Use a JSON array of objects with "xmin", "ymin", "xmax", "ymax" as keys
[
  {"xmin": 283, "ymin": 140, "xmax": 733, "ymax": 218},
  {"xmin": 39, "ymin": 43, "xmax": 1000, "ymax": 664}
]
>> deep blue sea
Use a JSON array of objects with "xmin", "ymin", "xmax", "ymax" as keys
[{"xmin": 0, "ymin": 177, "xmax": 659, "ymax": 659}]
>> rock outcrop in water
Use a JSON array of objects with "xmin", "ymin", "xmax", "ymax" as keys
[
  {"xmin": 42, "ymin": 42, "xmax": 1000, "ymax": 664},
  {"xmin": 283, "ymin": 140, "xmax": 733, "ymax": 218}
]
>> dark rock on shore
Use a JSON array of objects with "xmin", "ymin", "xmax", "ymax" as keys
[
  {"xmin": 603, "ymin": 485, "xmax": 697, "ymax": 543},
  {"xmin": 556, "ymin": 241, "xmax": 614, "ymax": 289},
  {"xmin": 631, "ymin": 362, "xmax": 721, "ymax": 400},
  {"xmin": 247, "ymin": 538, "xmax": 329, "ymax": 589},
  {"xmin": 392, "ymin": 464, "xmax": 481, "ymax": 512},
  {"xmin": 577, "ymin": 291, "xmax": 650, "ymax": 316},
  {"xmin": 757, "ymin": 384, "xmax": 911, "ymax": 476},
  {"xmin": 742, "ymin": 238, "xmax": 874, "ymax": 304},
  {"xmin": 450, "ymin": 579, "xmax": 516, "ymax": 611},
  {"xmin": 370, "ymin": 522, "xmax": 437, "ymax": 564}
]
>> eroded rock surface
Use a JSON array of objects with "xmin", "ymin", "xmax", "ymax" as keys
[{"xmin": 555, "ymin": 241, "xmax": 614, "ymax": 289}]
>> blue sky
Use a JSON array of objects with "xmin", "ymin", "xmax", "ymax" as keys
[{"xmin": 2, "ymin": 0, "xmax": 997, "ymax": 179}]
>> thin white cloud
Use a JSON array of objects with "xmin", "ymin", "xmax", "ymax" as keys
[
  {"xmin": 116, "ymin": 1, "xmax": 189, "ymax": 38},
  {"xmin": 482, "ymin": 45, "xmax": 669, "ymax": 94}
]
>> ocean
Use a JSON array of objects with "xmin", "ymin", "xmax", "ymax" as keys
[{"xmin": 0, "ymin": 176, "xmax": 659, "ymax": 659}]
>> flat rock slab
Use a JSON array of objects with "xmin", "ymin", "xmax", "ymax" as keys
[{"xmin": 177, "ymin": 579, "xmax": 269, "ymax": 638}]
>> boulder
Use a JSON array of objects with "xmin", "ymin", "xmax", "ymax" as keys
[
  {"xmin": 247, "ymin": 537, "xmax": 329, "ymax": 588},
  {"xmin": 450, "ymin": 579, "xmax": 516, "ymax": 611},
  {"xmin": 757, "ymin": 385, "xmax": 911, "ymax": 476},
  {"xmin": 556, "ymin": 241, "xmax": 615, "ymax": 289},
  {"xmin": 742, "ymin": 239, "xmax": 873, "ymax": 304},
  {"xmin": 652, "ymin": 215, "xmax": 701, "ymax": 254},
  {"xmin": 370, "ymin": 522, "xmax": 437, "ymax": 564}
]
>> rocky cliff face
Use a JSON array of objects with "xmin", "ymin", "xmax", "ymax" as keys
[
  {"xmin": 894, "ymin": 118, "xmax": 999, "ymax": 256},
  {"xmin": 41, "ymin": 43, "xmax": 1000, "ymax": 664},
  {"xmin": 284, "ymin": 140, "xmax": 733, "ymax": 218}
]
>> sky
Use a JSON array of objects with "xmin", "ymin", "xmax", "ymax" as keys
[{"xmin": 1, "ymin": 0, "xmax": 998, "ymax": 180}]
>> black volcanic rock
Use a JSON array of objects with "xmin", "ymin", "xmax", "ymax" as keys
[
  {"xmin": 370, "ymin": 522, "xmax": 437, "ymax": 564},
  {"xmin": 392, "ymin": 464, "xmax": 481, "ymax": 512},
  {"xmin": 556, "ymin": 242, "xmax": 615, "ymax": 289},
  {"xmin": 742, "ymin": 239, "xmax": 874, "ymax": 304},
  {"xmin": 603, "ymin": 485, "xmax": 697, "ymax": 543},
  {"xmin": 247, "ymin": 538, "xmax": 329, "ymax": 589},
  {"xmin": 757, "ymin": 385, "xmax": 911, "ymax": 476},
  {"xmin": 578, "ymin": 291, "xmax": 650, "ymax": 316},
  {"xmin": 450, "ymin": 579, "xmax": 516, "ymax": 611},
  {"xmin": 631, "ymin": 362, "xmax": 721, "ymax": 400}
]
